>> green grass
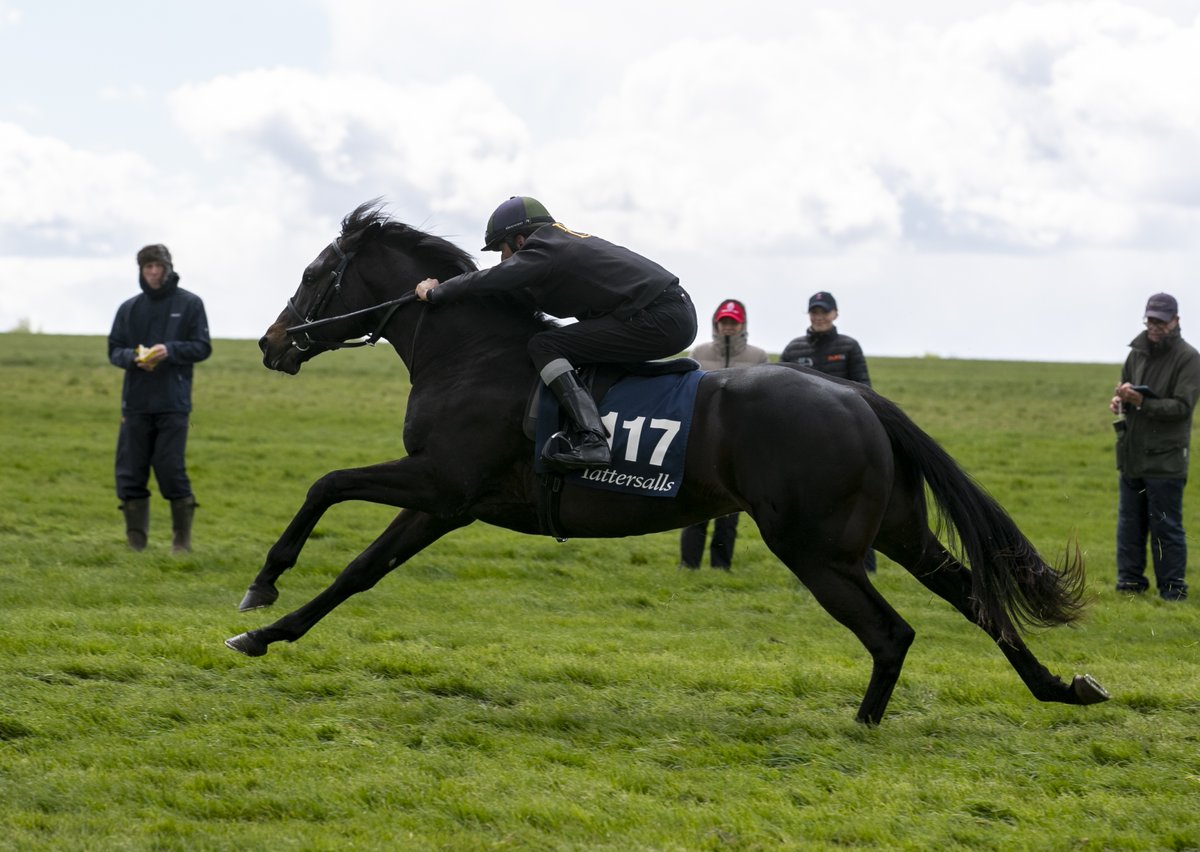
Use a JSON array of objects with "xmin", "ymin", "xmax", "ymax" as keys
[{"xmin": 1, "ymin": 334, "xmax": 1197, "ymax": 850}]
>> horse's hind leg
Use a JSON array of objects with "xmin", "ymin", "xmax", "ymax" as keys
[
  {"xmin": 765, "ymin": 533, "xmax": 915, "ymax": 725},
  {"xmin": 887, "ymin": 534, "xmax": 1109, "ymax": 706},
  {"xmin": 226, "ymin": 509, "xmax": 470, "ymax": 657},
  {"xmin": 798, "ymin": 561, "xmax": 915, "ymax": 724}
]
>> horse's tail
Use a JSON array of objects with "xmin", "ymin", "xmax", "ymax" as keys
[{"xmin": 860, "ymin": 388, "xmax": 1087, "ymax": 641}]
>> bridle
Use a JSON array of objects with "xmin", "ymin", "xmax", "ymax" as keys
[{"xmin": 285, "ymin": 238, "xmax": 418, "ymax": 352}]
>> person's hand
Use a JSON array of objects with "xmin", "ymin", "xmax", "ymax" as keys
[
  {"xmin": 137, "ymin": 343, "xmax": 168, "ymax": 371},
  {"xmin": 1114, "ymin": 382, "xmax": 1144, "ymax": 409},
  {"xmin": 1109, "ymin": 394, "xmax": 1123, "ymax": 415},
  {"xmin": 416, "ymin": 278, "xmax": 439, "ymax": 302}
]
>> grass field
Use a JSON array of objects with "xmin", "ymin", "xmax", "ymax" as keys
[{"xmin": 1, "ymin": 332, "xmax": 1197, "ymax": 850}]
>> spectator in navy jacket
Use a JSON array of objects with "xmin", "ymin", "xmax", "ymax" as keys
[{"xmin": 108, "ymin": 244, "xmax": 211, "ymax": 552}]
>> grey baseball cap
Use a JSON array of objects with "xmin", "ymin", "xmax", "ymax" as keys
[{"xmin": 1144, "ymin": 293, "xmax": 1178, "ymax": 321}]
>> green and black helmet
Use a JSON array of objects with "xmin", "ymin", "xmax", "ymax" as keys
[{"xmin": 481, "ymin": 196, "xmax": 555, "ymax": 251}]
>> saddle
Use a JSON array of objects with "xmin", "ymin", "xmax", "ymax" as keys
[
  {"xmin": 527, "ymin": 357, "xmax": 701, "ymax": 542},
  {"xmin": 523, "ymin": 357, "xmax": 699, "ymax": 440}
]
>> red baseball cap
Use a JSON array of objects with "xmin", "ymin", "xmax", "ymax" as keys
[{"xmin": 714, "ymin": 300, "xmax": 746, "ymax": 324}]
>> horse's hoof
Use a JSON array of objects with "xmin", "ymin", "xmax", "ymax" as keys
[
  {"xmin": 1072, "ymin": 673, "xmax": 1110, "ymax": 704},
  {"xmin": 238, "ymin": 584, "xmax": 279, "ymax": 612},
  {"xmin": 225, "ymin": 632, "xmax": 269, "ymax": 657}
]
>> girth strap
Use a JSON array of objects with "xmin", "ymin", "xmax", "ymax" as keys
[{"xmin": 537, "ymin": 473, "xmax": 569, "ymax": 542}]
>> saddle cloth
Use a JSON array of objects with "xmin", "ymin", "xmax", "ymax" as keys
[{"xmin": 534, "ymin": 369, "xmax": 705, "ymax": 497}]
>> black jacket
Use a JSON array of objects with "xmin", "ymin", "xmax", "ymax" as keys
[
  {"xmin": 108, "ymin": 272, "xmax": 211, "ymax": 414},
  {"xmin": 780, "ymin": 326, "xmax": 871, "ymax": 386},
  {"xmin": 430, "ymin": 223, "xmax": 677, "ymax": 321},
  {"xmin": 1116, "ymin": 328, "xmax": 1200, "ymax": 479}
]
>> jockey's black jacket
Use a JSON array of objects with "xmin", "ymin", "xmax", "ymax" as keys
[{"xmin": 429, "ymin": 223, "xmax": 677, "ymax": 322}]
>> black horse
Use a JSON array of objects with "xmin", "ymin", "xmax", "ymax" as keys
[{"xmin": 228, "ymin": 201, "xmax": 1109, "ymax": 724}]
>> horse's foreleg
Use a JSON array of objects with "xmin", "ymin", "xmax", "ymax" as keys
[
  {"xmin": 227, "ymin": 508, "xmax": 471, "ymax": 657},
  {"xmin": 892, "ymin": 537, "xmax": 1110, "ymax": 707},
  {"xmin": 240, "ymin": 457, "xmax": 445, "ymax": 611},
  {"xmin": 239, "ymin": 504, "xmax": 328, "ymax": 611}
]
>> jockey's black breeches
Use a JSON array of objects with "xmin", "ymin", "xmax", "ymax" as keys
[{"xmin": 527, "ymin": 283, "xmax": 697, "ymax": 373}]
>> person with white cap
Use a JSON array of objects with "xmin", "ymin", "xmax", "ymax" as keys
[
  {"xmin": 1110, "ymin": 292, "xmax": 1200, "ymax": 601},
  {"xmin": 679, "ymin": 299, "xmax": 767, "ymax": 570}
]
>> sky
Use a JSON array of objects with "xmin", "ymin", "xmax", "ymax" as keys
[{"xmin": 3, "ymin": 0, "xmax": 1199, "ymax": 363}]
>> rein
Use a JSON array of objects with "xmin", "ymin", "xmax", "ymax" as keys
[
  {"xmin": 286, "ymin": 292, "xmax": 419, "ymax": 350},
  {"xmin": 285, "ymin": 238, "xmax": 420, "ymax": 351}
]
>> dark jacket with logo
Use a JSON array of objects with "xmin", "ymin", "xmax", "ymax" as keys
[
  {"xmin": 780, "ymin": 326, "xmax": 871, "ymax": 386},
  {"xmin": 1115, "ymin": 328, "xmax": 1200, "ymax": 479},
  {"xmin": 108, "ymin": 272, "xmax": 211, "ymax": 414},
  {"xmin": 429, "ymin": 223, "xmax": 677, "ymax": 321}
]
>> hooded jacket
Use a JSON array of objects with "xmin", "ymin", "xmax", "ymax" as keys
[
  {"xmin": 689, "ymin": 299, "xmax": 768, "ymax": 370},
  {"xmin": 780, "ymin": 325, "xmax": 871, "ymax": 386},
  {"xmin": 1115, "ymin": 327, "xmax": 1200, "ymax": 479},
  {"xmin": 108, "ymin": 269, "xmax": 211, "ymax": 414}
]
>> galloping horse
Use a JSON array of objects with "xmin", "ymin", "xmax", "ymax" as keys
[{"xmin": 228, "ymin": 201, "xmax": 1109, "ymax": 724}]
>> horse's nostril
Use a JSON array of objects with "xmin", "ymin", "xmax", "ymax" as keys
[{"xmin": 258, "ymin": 336, "xmax": 268, "ymax": 353}]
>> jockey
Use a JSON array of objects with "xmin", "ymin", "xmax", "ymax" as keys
[{"xmin": 416, "ymin": 196, "xmax": 697, "ymax": 472}]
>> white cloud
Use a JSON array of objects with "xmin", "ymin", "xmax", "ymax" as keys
[
  {"xmin": 98, "ymin": 84, "xmax": 149, "ymax": 103},
  {"xmin": 0, "ymin": 121, "xmax": 334, "ymax": 343},
  {"xmin": 4, "ymin": 1, "xmax": 1200, "ymax": 362},
  {"xmin": 169, "ymin": 68, "xmax": 529, "ymax": 220},
  {"xmin": 309, "ymin": 2, "xmax": 1200, "ymax": 256},
  {"xmin": 0, "ymin": 122, "xmax": 166, "ymax": 255}
]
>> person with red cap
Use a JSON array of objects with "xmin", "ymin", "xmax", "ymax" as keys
[
  {"xmin": 679, "ymin": 299, "xmax": 767, "ymax": 570},
  {"xmin": 1110, "ymin": 292, "xmax": 1199, "ymax": 601}
]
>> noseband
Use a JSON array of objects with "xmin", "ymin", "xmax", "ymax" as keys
[{"xmin": 285, "ymin": 238, "xmax": 417, "ymax": 351}]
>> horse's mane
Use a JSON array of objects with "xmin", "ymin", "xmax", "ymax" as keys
[{"xmin": 341, "ymin": 199, "xmax": 477, "ymax": 277}]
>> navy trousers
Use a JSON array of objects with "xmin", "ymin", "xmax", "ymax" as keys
[
  {"xmin": 115, "ymin": 412, "xmax": 193, "ymax": 501},
  {"xmin": 1116, "ymin": 475, "xmax": 1188, "ymax": 600},
  {"xmin": 680, "ymin": 513, "xmax": 740, "ymax": 569}
]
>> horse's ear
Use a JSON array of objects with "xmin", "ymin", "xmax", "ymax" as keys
[{"xmin": 354, "ymin": 220, "xmax": 383, "ymax": 249}]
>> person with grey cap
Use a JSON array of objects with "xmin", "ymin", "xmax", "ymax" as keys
[
  {"xmin": 108, "ymin": 244, "xmax": 211, "ymax": 552},
  {"xmin": 781, "ymin": 290, "xmax": 876, "ymax": 571},
  {"xmin": 415, "ymin": 196, "xmax": 697, "ymax": 473},
  {"xmin": 1109, "ymin": 292, "xmax": 1200, "ymax": 601}
]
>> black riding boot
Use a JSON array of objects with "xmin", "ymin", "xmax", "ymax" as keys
[
  {"xmin": 170, "ymin": 496, "xmax": 196, "ymax": 553},
  {"xmin": 541, "ymin": 371, "xmax": 612, "ymax": 472},
  {"xmin": 120, "ymin": 498, "xmax": 149, "ymax": 551}
]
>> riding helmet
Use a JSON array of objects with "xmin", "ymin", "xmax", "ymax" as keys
[{"xmin": 482, "ymin": 196, "xmax": 555, "ymax": 251}]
